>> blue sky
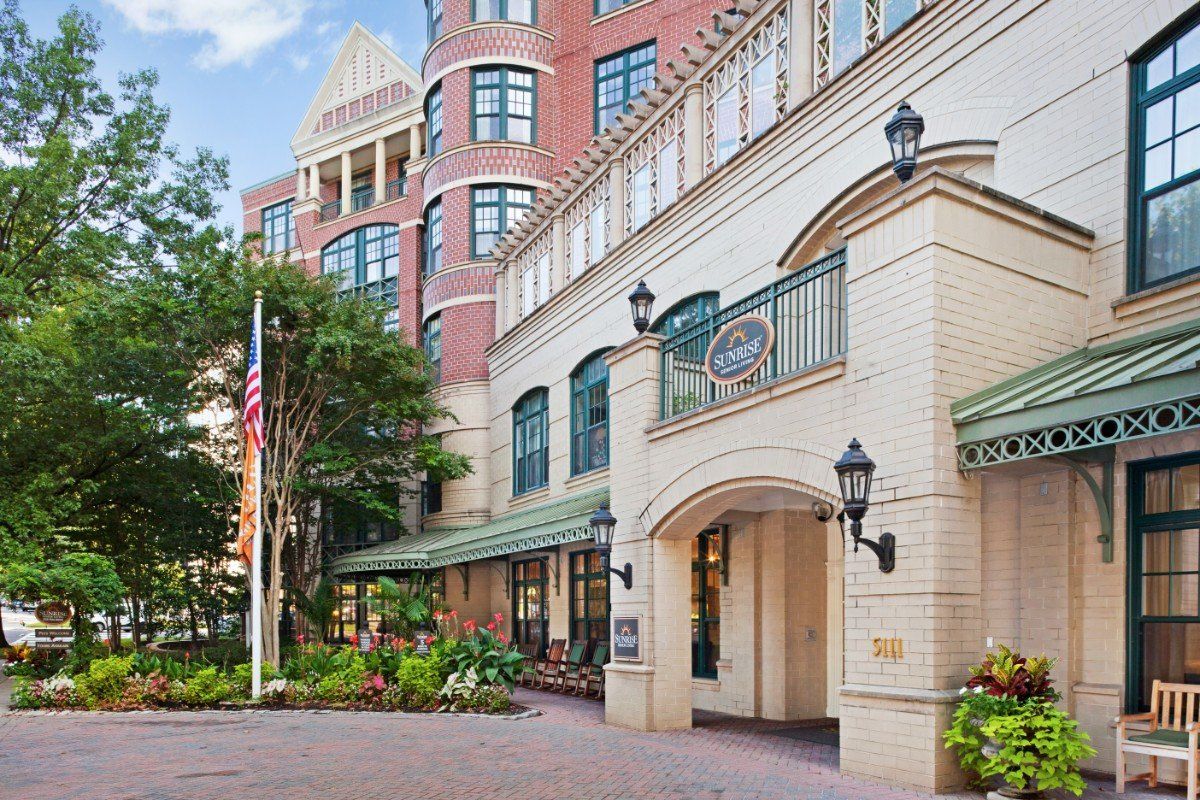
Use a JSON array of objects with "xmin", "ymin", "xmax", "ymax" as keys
[{"xmin": 21, "ymin": 1, "xmax": 428, "ymax": 232}]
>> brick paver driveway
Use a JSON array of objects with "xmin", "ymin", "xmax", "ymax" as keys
[{"xmin": 0, "ymin": 687, "xmax": 1183, "ymax": 799}]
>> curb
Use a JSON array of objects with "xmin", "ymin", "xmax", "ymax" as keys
[{"xmin": 2, "ymin": 705, "xmax": 542, "ymax": 721}]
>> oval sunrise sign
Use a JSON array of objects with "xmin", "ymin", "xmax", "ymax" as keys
[{"xmin": 704, "ymin": 315, "xmax": 775, "ymax": 385}]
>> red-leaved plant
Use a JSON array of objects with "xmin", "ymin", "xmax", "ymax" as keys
[{"xmin": 965, "ymin": 643, "xmax": 1058, "ymax": 701}]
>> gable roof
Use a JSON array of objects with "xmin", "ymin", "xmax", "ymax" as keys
[{"xmin": 291, "ymin": 22, "xmax": 424, "ymax": 150}]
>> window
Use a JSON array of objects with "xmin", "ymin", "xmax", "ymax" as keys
[
  {"xmin": 421, "ymin": 478, "xmax": 443, "ymax": 516},
  {"xmin": 1131, "ymin": 15, "xmax": 1200, "ymax": 291},
  {"xmin": 472, "ymin": 68, "xmax": 535, "ymax": 143},
  {"xmin": 571, "ymin": 352, "xmax": 610, "ymax": 475},
  {"xmin": 512, "ymin": 389, "xmax": 548, "ymax": 495},
  {"xmin": 429, "ymin": 569, "xmax": 446, "ymax": 610},
  {"xmin": 565, "ymin": 180, "xmax": 611, "ymax": 281},
  {"xmin": 651, "ymin": 292, "xmax": 719, "ymax": 336},
  {"xmin": 428, "ymin": 0, "xmax": 443, "ymax": 40},
  {"xmin": 1128, "ymin": 453, "xmax": 1200, "ymax": 711},
  {"xmin": 424, "ymin": 200, "xmax": 442, "ymax": 275},
  {"xmin": 815, "ymin": 0, "xmax": 922, "ymax": 87},
  {"xmin": 320, "ymin": 225, "xmax": 401, "ymax": 332},
  {"xmin": 714, "ymin": 88, "xmax": 738, "ymax": 166},
  {"xmin": 595, "ymin": 42, "xmax": 656, "ymax": 134},
  {"xmin": 570, "ymin": 550, "xmax": 610, "ymax": 643},
  {"xmin": 595, "ymin": 0, "xmax": 634, "ymax": 15},
  {"xmin": 625, "ymin": 109, "xmax": 683, "ymax": 234},
  {"xmin": 513, "ymin": 559, "xmax": 549, "ymax": 654},
  {"xmin": 261, "ymin": 200, "xmax": 296, "ymax": 254},
  {"xmin": 423, "ymin": 313, "xmax": 442, "ymax": 383},
  {"xmin": 692, "ymin": 529, "xmax": 723, "ymax": 678},
  {"xmin": 473, "ymin": 0, "xmax": 534, "ymax": 24},
  {"xmin": 471, "ymin": 185, "xmax": 533, "ymax": 258},
  {"xmin": 427, "ymin": 85, "xmax": 443, "ymax": 157}
]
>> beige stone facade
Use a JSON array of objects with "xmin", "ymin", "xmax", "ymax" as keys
[{"xmin": 328, "ymin": 0, "xmax": 1200, "ymax": 793}]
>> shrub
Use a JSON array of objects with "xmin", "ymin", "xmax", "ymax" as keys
[
  {"xmin": 281, "ymin": 642, "xmax": 353, "ymax": 683},
  {"xmin": 119, "ymin": 675, "xmax": 174, "ymax": 709},
  {"xmin": 12, "ymin": 673, "xmax": 79, "ymax": 709},
  {"xmin": 75, "ymin": 656, "xmax": 133, "ymax": 708},
  {"xmin": 181, "ymin": 666, "xmax": 230, "ymax": 706},
  {"xmin": 444, "ymin": 614, "xmax": 524, "ymax": 691},
  {"xmin": 396, "ymin": 652, "xmax": 444, "ymax": 709},
  {"xmin": 314, "ymin": 660, "xmax": 366, "ymax": 704}
]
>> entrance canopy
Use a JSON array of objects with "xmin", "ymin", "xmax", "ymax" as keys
[
  {"xmin": 953, "ymin": 319, "xmax": 1200, "ymax": 470},
  {"xmin": 328, "ymin": 487, "xmax": 607, "ymax": 577}
]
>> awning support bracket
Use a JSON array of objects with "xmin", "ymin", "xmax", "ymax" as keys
[
  {"xmin": 485, "ymin": 560, "xmax": 511, "ymax": 600},
  {"xmin": 451, "ymin": 564, "xmax": 470, "ymax": 601},
  {"xmin": 1052, "ymin": 449, "xmax": 1114, "ymax": 563},
  {"xmin": 532, "ymin": 549, "xmax": 561, "ymax": 595}
]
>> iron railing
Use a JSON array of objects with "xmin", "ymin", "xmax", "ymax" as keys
[
  {"xmin": 320, "ymin": 200, "xmax": 341, "ymax": 222},
  {"xmin": 659, "ymin": 248, "xmax": 847, "ymax": 419},
  {"xmin": 386, "ymin": 177, "xmax": 407, "ymax": 201},
  {"xmin": 351, "ymin": 188, "xmax": 375, "ymax": 212}
]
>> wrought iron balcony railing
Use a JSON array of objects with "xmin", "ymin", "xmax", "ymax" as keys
[
  {"xmin": 659, "ymin": 248, "xmax": 847, "ymax": 420},
  {"xmin": 386, "ymin": 177, "xmax": 407, "ymax": 201},
  {"xmin": 320, "ymin": 200, "xmax": 341, "ymax": 222}
]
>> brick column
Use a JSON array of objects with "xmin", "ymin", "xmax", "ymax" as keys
[
  {"xmin": 684, "ymin": 85, "xmax": 704, "ymax": 188},
  {"xmin": 340, "ymin": 151, "xmax": 352, "ymax": 216},
  {"xmin": 374, "ymin": 139, "xmax": 386, "ymax": 202},
  {"xmin": 603, "ymin": 334, "xmax": 693, "ymax": 732}
]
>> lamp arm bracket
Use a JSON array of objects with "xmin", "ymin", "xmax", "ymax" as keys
[{"xmin": 606, "ymin": 563, "xmax": 634, "ymax": 591}]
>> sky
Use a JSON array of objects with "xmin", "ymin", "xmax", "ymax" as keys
[{"xmin": 21, "ymin": 1, "xmax": 429, "ymax": 232}]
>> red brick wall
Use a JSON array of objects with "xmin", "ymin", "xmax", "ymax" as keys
[
  {"xmin": 423, "ymin": 264, "xmax": 495, "ymax": 309},
  {"xmin": 438, "ymin": 301, "xmax": 495, "ymax": 383},
  {"xmin": 240, "ymin": 174, "xmax": 296, "ymax": 255}
]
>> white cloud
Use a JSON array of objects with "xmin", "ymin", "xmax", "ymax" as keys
[{"xmin": 102, "ymin": 0, "xmax": 315, "ymax": 70}]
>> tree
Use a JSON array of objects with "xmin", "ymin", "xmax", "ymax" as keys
[
  {"xmin": 0, "ymin": 550, "xmax": 124, "ymax": 635},
  {"xmin": 368, "ymin": 574, "xmax": 434, "ymax": 639}
]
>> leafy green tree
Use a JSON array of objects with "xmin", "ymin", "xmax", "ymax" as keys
[
  {"xmin": 0, "ymin": 550, "xmax": 124, "ymax": 635},
  {"xmin": 368, "ymin": 574, "xmax": 435, "ymax": 638}
]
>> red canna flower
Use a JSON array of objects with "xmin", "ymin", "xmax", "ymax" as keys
[
  {"xmin": 486, "ymin": 621, "xmax": 496, "ymax": 631},
  {"xmin": 493, "ymin": 612, "xmax": 503, "ymax": 623},
  {"xmin": 449, "ymin": 609, "xmax": 458, "ymax": 618}
]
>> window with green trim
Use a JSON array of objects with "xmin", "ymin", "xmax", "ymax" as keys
[
  {"xmin": 473, "ymin": 0, "xmax": 534, "ymax": 24},
  {"xmin": 651, "ymin": 292, "xmax": 719, "ymax": 336},
  {"xmin": 423, "ymin": 313, "xmax": 442, "ymax": 383},
  {"xmin": 320, "ymin": 224, "xmax": 400, "ymax": 332},
  {"xmin": 424, "ymin": 200, "xmax": 442, "ymax": 275},
  {"xmin": 471, "ymin": 185, "xmax": 533, "ymax": 258},
  {"xmin": 570, "ymin": 550, "xmax": 610, "ymax": 643},
  {"xmin": 512, "ymin": 388, "xmax": 548, "ymax": 495},
  {"xmin": 513, "ymin": 559, "xmax": 549, "ymax": 654},
  {"xmin": 261, "ymin": 200, "xmax": 296, "ymax": 254},
  {"xmin": 428, "ymin": 0, "xmax": 443, "ymax": 40},
  {"xmin": 1131, "ymin": 15, "xmax": 1200, "ymax": 291},
  {"xmin": 472, "ymin": 67, "xmax": 535, "ymax": 144},
  {"xmin": 427, "ymin": 84, "xmax": 444, "ymax": 157},
  {"xmin": 1127, "ymin": 452, "xmax": 1200, "ymax": 711},
  {"xmin": 570, "ymin": 352, "xmax": 609, "ymax": 476},
  {"xmin": 594, "ymin": 42, "xmax": 656, "ymax": 134},
  {"xmin": 691, "ymin": 528, "xmax": 722, "ymax": 679},
  {"xmin": 595, "ymin": 0, "xmax": 634, "ymax": 16}
]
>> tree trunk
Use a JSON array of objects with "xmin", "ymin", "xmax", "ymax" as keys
[
  {"xmin": 131, "ymin": 593, "xmax": 142, "ymax": 650},
  {"xmin": 187, "ymin": 601, "xmax": 199, "ymax": 643},
  {"xmin": 0, "ymin": 603, "xmax": 10, "ymax": 649}
]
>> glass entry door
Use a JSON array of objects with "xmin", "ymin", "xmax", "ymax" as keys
[
  {"xmin": 513, "ymin": 559, "xmax": 549, "ymax": 655},
  {"xmin": 691, "ymin": 528, "xmax": 722, "ymax": 678}
]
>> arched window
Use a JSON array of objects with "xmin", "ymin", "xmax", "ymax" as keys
[
  {"xmin": 570, "ymin": 351, "xmax": 610, "ymax": 476},
  {"xmin": 321, "ymin": 224, "xmax": 400, "ymax": 332},
  {"xmin": 512, "ymin": 389, "xmax": 549, "ymax": 495},
  {"xmin": 423, "ymin": 314, "xmax": 442, "ymax": 384},
  {"xmin": 651, "ymin": 292, "xmax": 719, "ymax": 337},
  {"xmin": 1131, "ymin": 12, "xmax": 1200, "ymax": 290}
]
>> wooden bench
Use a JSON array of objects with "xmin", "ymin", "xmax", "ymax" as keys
[{"xmin": 1118, "ymin": 679, "xmax": 1200, "ymax": 799}]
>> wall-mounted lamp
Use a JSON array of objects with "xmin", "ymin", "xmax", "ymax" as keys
[
  {"xmin": 833, "ymin": 439, "xmax": 896, "ymax": 573},
  {"xmin": 628, "ymin": 280, "xmax": 656, "ymax": 334},
  {"xmin": 884, "ymin": 101, "xmax": 924, "ymax": 183},
  {"xmin": 590, "ymin": 502, "xmax": 633, "ymax": 589}
]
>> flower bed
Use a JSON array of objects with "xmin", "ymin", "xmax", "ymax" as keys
[{"xmin": 6, "ymin": 611, "xmax": 526, "ymax": 715}]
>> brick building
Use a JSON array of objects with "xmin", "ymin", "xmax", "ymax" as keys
[{"xmin": 246, "ymin": 0, "xmax": 1200, "ymax": 793}]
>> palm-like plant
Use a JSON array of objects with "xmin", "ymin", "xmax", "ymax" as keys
[
  {"xmin": 288, "ymin": 578, "xmax": 338, "ymax": 643},
  {"xmin": 367, "ymin": 573, "xmax": 432, "ymax": 638}
]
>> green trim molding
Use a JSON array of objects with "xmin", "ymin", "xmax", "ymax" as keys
[
  {"xmin": 328, "ymin": 486, "xmax": 607, "ymax": 577},
  {"xmin": 953, "ymin": 317, "xmax": 1200, "ymax": 471}
]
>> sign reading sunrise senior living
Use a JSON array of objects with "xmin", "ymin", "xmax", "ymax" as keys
[
  {"xmin": 612, "ymin": 615, "xmax": 642, "ymax": 661},
  {"xmin": 704, "ymin": 315, "xmax": 775, "ymax": 385}
]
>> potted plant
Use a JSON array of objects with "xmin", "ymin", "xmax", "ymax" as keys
[{"xmin": 943, "ymin": 644, "xmax": 1096, "ymax": 798}]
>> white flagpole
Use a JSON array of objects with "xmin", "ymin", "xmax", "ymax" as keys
[{"xmin": 251, "ymin": 291, "xmax": 263, "ymax": 700}]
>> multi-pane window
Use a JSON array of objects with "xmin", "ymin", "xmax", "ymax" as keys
[
  {"xmin": 473, "ymin": 0, "xmax": 534, "ymax": 24},
  {"xmin": 513, "ymin": 559, "xmax": 549, "ymax": 655},
  {"xmin": 595, "ymin": 42, "xmax": 656, "ymax": 134},
  {"xmin": 691, "ymin": 529, "xmax": 723, "ymax": 679},
  {"xmin": 512, "ymin": 389, "xmax": 549, "ymax": 495},
  {"xmin": 595, "ymin": 0, "xmax": 635, "ymax": 15},
  {"xmin": 472, "ymin": 68, "xmax": 535, "ymax": 143},
  {"xmin": 1128, "ymin": 453, "xmax": 1200, "ymax": 711},
  {"xmin": 428, "ymin": 0, "xmax": 443, "ymax": 40},
  {"xmin": 471, "ymin": 185, "xmax": 533, "ymax": 258},
  {"xmin": 427, "ymin": 85, "xmax": 444, "ymax": 157},
  {"xmin": 424, "ymin": 200, "xmax": 443, "ymax": 275},
  {"xmin": 815, "ymin": 0, "xmax": 924, "ymax": 88},
  {"xmin": 518, "ymin": 233, "xmax": 551, "ymax": 317},
  {"xmin": 320, "ymin": 225, "xmax": 401, "ymax": 332},
  {"xmin": 570, "ymin": 550, "xmax": 610, "ymax": 643},
  {"xmin": 261, "ymin": 200, "xmax": 296, "ymax": 254},
  {"xmin": 651, "ymin": 293, "xmax": 719, "ymax": 336},
  {"xmin": 571, "ymin": 352, "xmax": 610, "ymax": 475},
  {"xmin": 350, "ymin": 169, "xmax": 373, "ymax": 212},
  {"xmin": 1131, "ymin": 16, "xmax": 1200, "ymax": 290},
  {"xmin": 423, "ymin": 313, "xmax": 442, "ymax": 383}
]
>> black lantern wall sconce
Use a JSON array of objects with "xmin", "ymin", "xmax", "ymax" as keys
[
  {"xmin": 628, "ymin": 280, "xmax": 655, "ymax": 334},
  {"xmin": 884, "ymin": 101, "xmax": 925, "ymax": 183},
  {"xmin": 832, "ymin": 439, "xmax": 896, "ymax": 573},
  {"xmin": 589, "ymin": 502, "xmax": 634, "ymax": 589}
]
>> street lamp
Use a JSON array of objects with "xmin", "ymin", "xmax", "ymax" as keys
[
  {"xmin": 832, "ymin": 439, "xmax": 896, "ymax": 572},
  {"xmin": 628, "ymin": 280, "xmax": 656, "ymax": 334},
  {"xmin": 589, "ymin": 502, "xmax": 633, "ymax": 589},
  {"xmin": 884, "ymin": 101, "xmax": 924, "ymax": 183}
]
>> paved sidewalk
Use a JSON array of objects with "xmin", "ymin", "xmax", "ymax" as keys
[{"xmin": 0, "ymin": 686, "xmax": 1186, "ymax": 799}]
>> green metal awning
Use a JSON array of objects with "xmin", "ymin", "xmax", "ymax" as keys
[
  {"xmin": 953, "ymin": 318, "xmax": 1200, "ymax": 470},
  {"xmin": 328, "ymin": 486, "xmax": 608, "ymax": 577}
]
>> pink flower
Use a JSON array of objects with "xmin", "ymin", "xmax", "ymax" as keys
[
  {"xmin": 493, "ymin": 612, "xmax": 504, "ymax": 623},
  {"xmin": 449, "ymin": 610, "xmax": 458, "ymax": 618},
  {"xmin": 497, "ymin": 631, "xmax": 508, "ymax": 644},
  {"xmin": 433, "ymin": 610, "xmax": 443, "ymax": 620},
  {"xmin": 486, "ymin": 621, "xmax": 496, "ymax": 631},
  {"xmin": 296, "ymin": 634, "xmax": 306, "ymax": 644},
  {"xmin": 463, "ymin": 619, "xmax": 477, "ymax": 632}
]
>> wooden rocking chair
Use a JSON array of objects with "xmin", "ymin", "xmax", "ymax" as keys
[{"xmin": 533, "ymin": 638, "xmax": 566, "ymax": 689}]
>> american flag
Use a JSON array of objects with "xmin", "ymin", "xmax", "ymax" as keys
[{"xmin": 243, "ymin": 323, "xmax": 263, "ymax": 452}]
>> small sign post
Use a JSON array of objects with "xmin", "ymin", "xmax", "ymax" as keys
[
  {"xmin": 612, "ymin": 615, "xmax": 642, "ymax": 662},
  {"xmin": 357, "ymin": 628, "xmax": 373, "ymax": 654},
  {"xmin": 34, "ymin": 601, "xmax": 73, "ymax": 626},
  {"xmin": 704, "ymin": 315, "xmax": 776, "ymax": 385},
  {"xmin": 414, "ymin": 630, "xmax": 432, "ymax": 656},
  {"xmin": 33, "ymin": 628, "xmax": 73, "ymax": 650}
]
